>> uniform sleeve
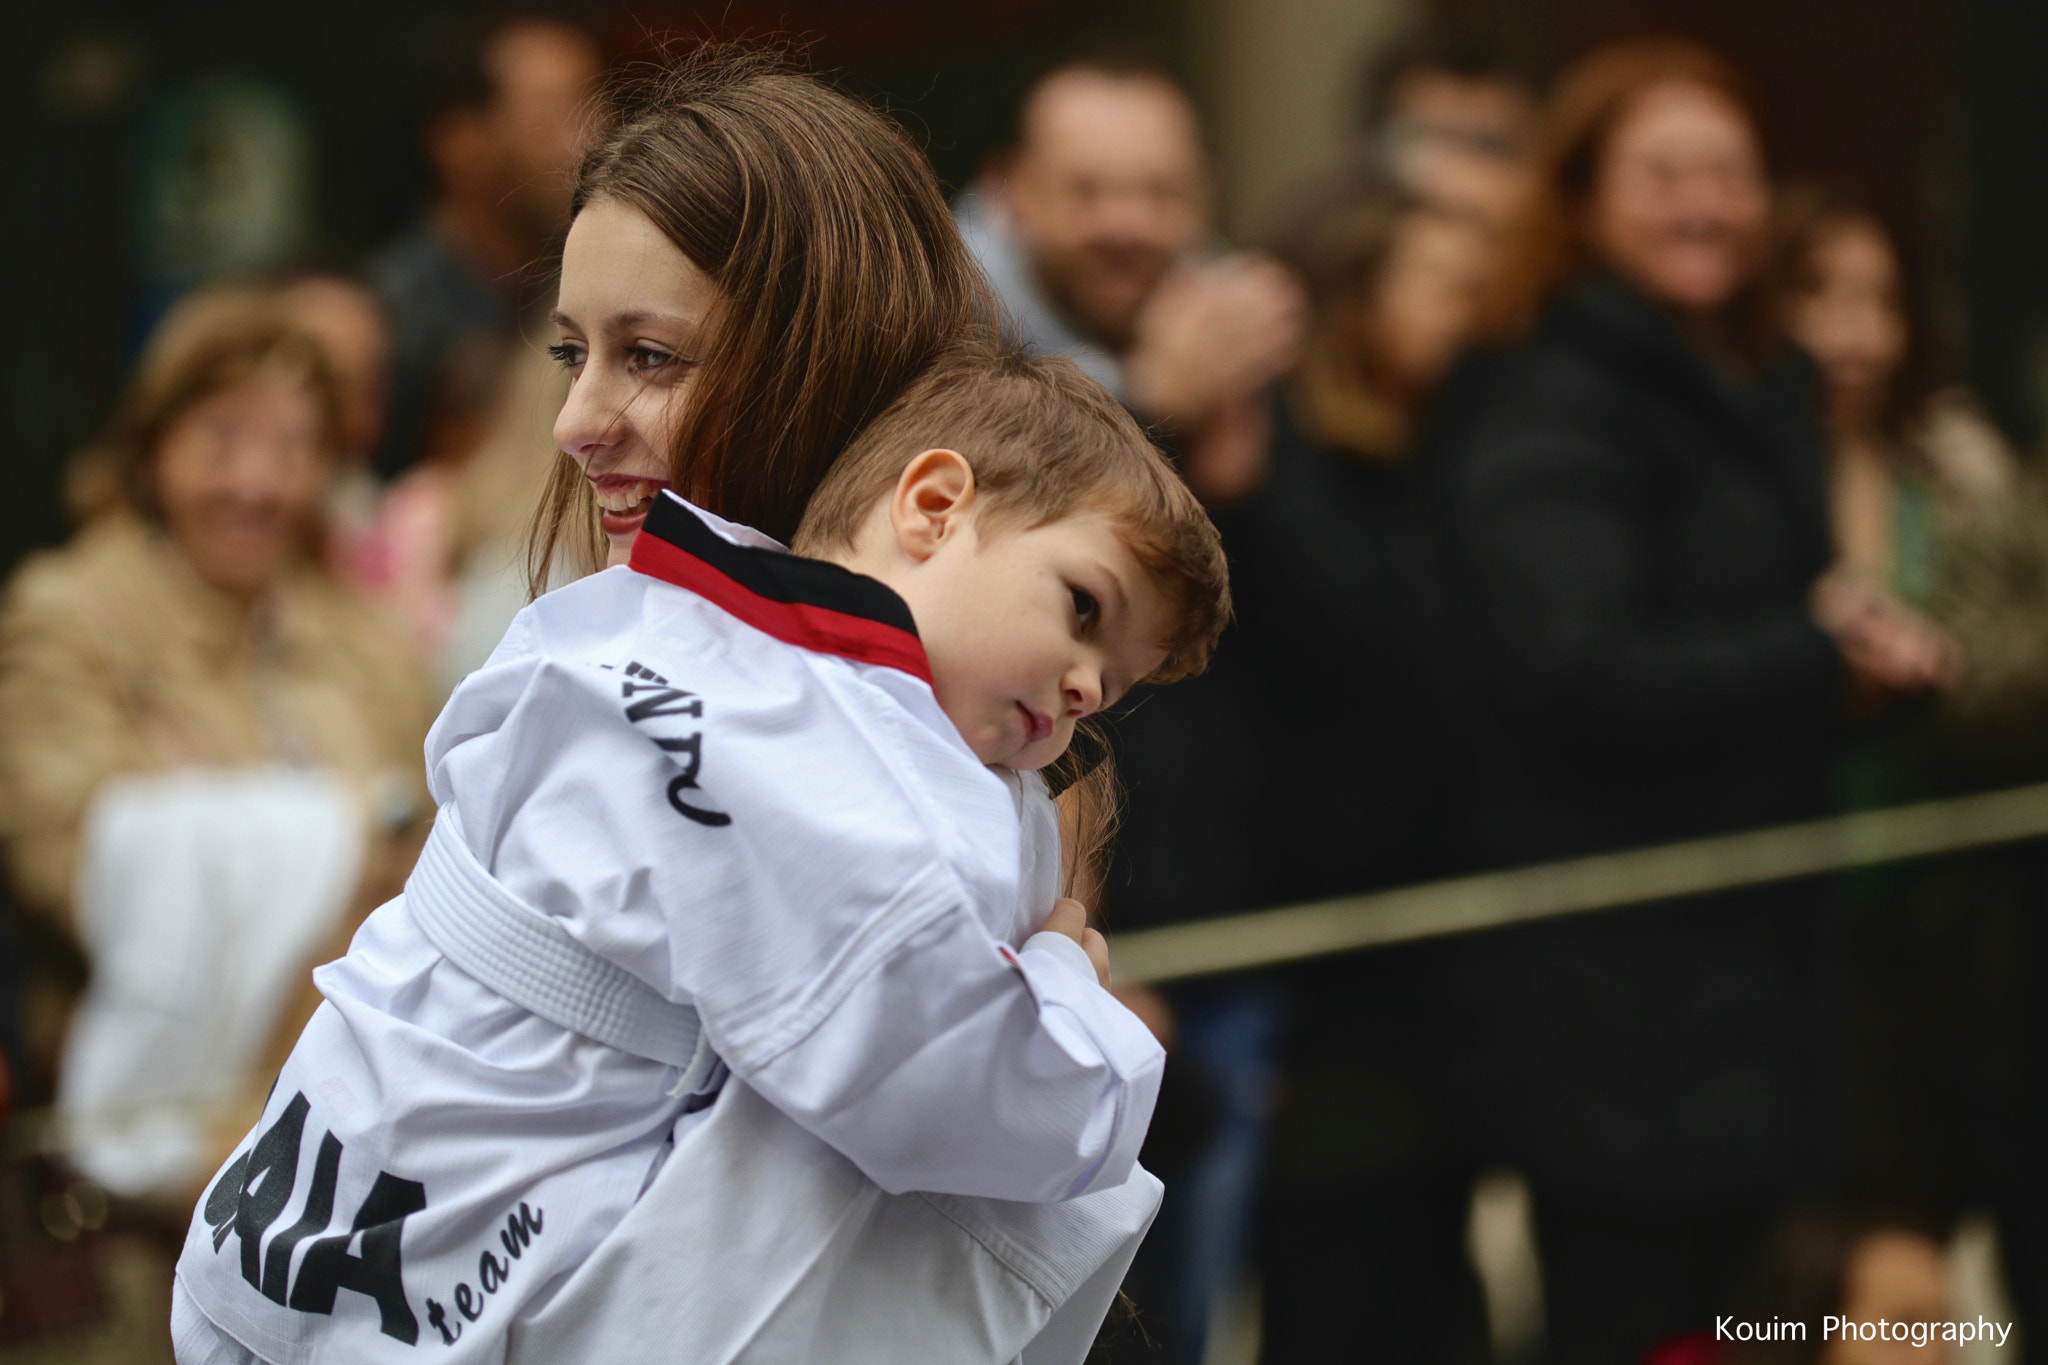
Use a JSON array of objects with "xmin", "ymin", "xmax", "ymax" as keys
[
  {"xmin": 740, "ymin": 903, "xmax": 1165, "ymax": 1202},
  {"xmin": 436, "ymin": 641, "xmax": 1164, "ymax": 1203}
]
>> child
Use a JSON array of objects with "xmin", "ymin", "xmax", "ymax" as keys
[{"xmin": 172, "ymin": 340, "xmax": 1231, "ymax": 1364}]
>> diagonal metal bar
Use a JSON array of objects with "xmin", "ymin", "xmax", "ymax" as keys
[{"xmin": 1112, "ymin": 781, "xmax": 2048, "ymax": 984}]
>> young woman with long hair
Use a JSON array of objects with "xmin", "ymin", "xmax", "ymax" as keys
[{"xmin": 171, "ymin": 47, "xmax": 1165, "ymax": 1365}]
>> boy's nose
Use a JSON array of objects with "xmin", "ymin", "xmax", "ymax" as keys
[{"xmin": 1063, "ymin": 666, "xmax": 1104, "ymax": 718}]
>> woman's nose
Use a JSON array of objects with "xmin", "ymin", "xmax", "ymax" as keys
[{"xmin": 553, "ymin": 371, "xmax": 624, "ymax": 467}]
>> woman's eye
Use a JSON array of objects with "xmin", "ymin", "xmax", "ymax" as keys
[
  {"xmin": 546, "ymin": 341, "xmax": 584, "ymax": 371},
  {"xmin": 627, "ymin": 345, "xmax": 677, "ymax": 374},
  {"xmin": 1070, "ymin": 587, "xmax": 1099, "ymax": 626}
]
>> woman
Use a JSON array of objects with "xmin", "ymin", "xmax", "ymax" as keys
[
  {"xmin": 1778, "ymin": 188, "xmax": 2048, "ymax": 758},
  {"xmin": 1246, "ymin": 186, "xmax": 1499, "ymax": 1364},
  {"xmin": 171, "ymin": 50, "xmax": 1157, "ymax": 1365},
  {"xmin": 1426, "ymin": 40, "xmax": 1944, "ymax": 1365},
  {"xmin": 0, "ymin": 286, "xmax": 433, "ymax": 1212},
  {"xmin": 1780, "ymin": 190, "xmax": 2048, "ymax": 1310}
]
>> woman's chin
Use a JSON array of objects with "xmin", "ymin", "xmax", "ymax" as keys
[{"xmin": 602, "ymin": 511, "xmax": 647, "ymax": 564}]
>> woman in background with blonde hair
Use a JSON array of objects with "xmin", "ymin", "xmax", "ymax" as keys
[{"xmin": 0, "ymin": 285, "xmax": 432, "ymax": 1213}]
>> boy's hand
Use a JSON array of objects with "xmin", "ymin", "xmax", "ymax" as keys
[{"xmin": 1040, "ymin": 897, "xmax": 1112, "ymax": 989}]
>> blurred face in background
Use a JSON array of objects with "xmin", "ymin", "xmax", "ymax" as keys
[
  {"xmin": 1585, "ymin": 79, "xmax": 1769, "ymax": 316},
  {"xmin": 1820, "ymin": 1230, "xmax": 1952, "ymax": 1365},
  {"xmin": 153, "ymin": 371, "xmax": 332, "ymax": 601},
  {"xmin": 1367, "ymin": 208, "xmax": 1494, "ymax": 391},
  {"xmin": 434, "ymin": 21, "xmax": 603, "ymax": 249},
  {"xmin": 1382, "ymin": 70, "xmax": 1533, "ymax": 225},
  {"xmin": 1786, "ymin": 216, "xmax": 1907, "ymax": 429},
  {"xmin": 281, "ymin": 278, "xmax": 391, "ymax": 463},
  {"xmin": 1000, "ymin": 70, "xmax": 1208, "ymax": 351}
]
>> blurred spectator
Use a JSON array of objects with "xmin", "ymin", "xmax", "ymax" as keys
[
  {"xmin": 959, "ymin": 47, "xmax": 1305, "ymax": 504},
  {"xmin": 280, "ymin": 275, "xmax": 391, "ymax": 468},
  {"xmin": 1644, "ymin": 1202, "xmax": 1954, "ymax": 1365},
  {"xmin": 366, "ymin": 12, "xmax": 601, "ymax": 480},
  {"xmin": 1252, "ymin": 187, "xmax": 1495, "ymax": 1364},
  {"xmin": 1362, "ymin": 29, "xmax": 1537, "ymax": 225},
  {"xmin": 278, "ymin": 273, "xmax": 397, "ymax": 586},
  {"xmin": 0, "ymin": 286, "xmax": 432, "ymax": 1212},
  {"xmin": 1777, "ymin": 188, "xmax": 2048, "ymax": 754},
  {"xmin": 958, "ymin": 47, "xmax": 1302, "ymax": 1365},
  {"xmin": 1425, "ymin": 39, "xmax": 1949, "ymax": 1365},
  {"xmin": 1776, "ymin": 187, "xmax": 2048, "ymax": 1354},
  {"xmin": 369, "ymin": 340, "xmax": 569, "ymax": 694}
]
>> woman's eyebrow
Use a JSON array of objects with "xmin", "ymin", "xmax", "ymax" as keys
[{"xmin": 548, "ymin": 308, "xmax": 697, "ymax": 332}]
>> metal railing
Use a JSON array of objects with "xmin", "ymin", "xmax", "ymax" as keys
[
  {"xmin": 1114, "ymin": 780, "xmax": 2048, "ymax": 983},
  {"xmin": 12, "ymin": 780, "xmax": 2048, "ymax": 1158}
]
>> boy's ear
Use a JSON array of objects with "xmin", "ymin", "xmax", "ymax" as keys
[{"xmin": 890, "ymin": 449, "xmax": 976, "ymax": 561}]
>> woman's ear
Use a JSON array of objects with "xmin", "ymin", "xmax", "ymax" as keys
[{"xmin": 889, "ymin": 449, "xmax": 976, "ymax": 561}]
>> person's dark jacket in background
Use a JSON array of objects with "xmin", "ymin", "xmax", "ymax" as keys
[
  {"xmin": 1427, "ymin": 272, "xmax": 1845, "ymax": 1362},
  {"xmin": 1231, "ymin": 396, "xmax": 1487, "ymax": 1365},
  {"xmin": 1108, "ymin": 396, "xmax": 1462, "ymax": 925},
  {"xmin": 1102, "ymin": 392, "xmax": 1470, "ymax": 1364},
  {"xmin": 365, "ymin": 224, "xmax": 516, "ymax": 480}
]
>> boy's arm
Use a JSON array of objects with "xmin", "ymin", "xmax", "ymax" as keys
[{"xmin": 727, "ymin": 881, "xmax": 1165, "ymax": 1203}]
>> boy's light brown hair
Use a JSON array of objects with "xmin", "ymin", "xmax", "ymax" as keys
[{"xmin": 794, "ymin": 336, "xmax": 1231, "ymax": 683}]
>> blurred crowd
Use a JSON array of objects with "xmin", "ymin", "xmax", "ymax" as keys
[{"xmin": 3, "ymin": 12, "xmax": 2048, "ymax": 1365}]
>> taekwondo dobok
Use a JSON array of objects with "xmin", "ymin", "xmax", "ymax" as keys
[{"xmin": 174, "ymin": 494, "xmax": 1166, "ymax": 1365}]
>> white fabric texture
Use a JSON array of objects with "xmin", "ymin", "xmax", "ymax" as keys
[
  {"xmin": 174, "ymin": 498, "xmax": 1164, "ymax": 1364},
  {"xmin": 406, "ymin": 805, "xmax": 715, "ymax": 1082},
  {"xmin": 507, "ymin": 1080, "xmax": 1161, "ymax": 1365},
  {"xmin": 60, "ymin": 767, "xmax": 362, "ymax": 1200}
]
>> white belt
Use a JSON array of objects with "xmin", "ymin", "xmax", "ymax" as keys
[{"xmin": 407, "ymin": 806, "xmax": 720, "ymax": 1093}]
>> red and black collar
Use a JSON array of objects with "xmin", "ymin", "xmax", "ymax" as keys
[{"xmin": 629, "ymin": 495, "xmax": 932, "ymax": 684}]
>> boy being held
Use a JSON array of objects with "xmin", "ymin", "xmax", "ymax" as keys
[{"xmin": 175, "ymin": 340, "xmax": 1230, "ymax": 1365}]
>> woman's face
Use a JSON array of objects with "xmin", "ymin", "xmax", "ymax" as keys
[
  {"xmin": 1365, "ymin": 209, "xmax": 1494, "ymax": 391},
  {"xmin": 1586, "ymin": 80, "xmax": 1769, "ymax": 315},
  {"xmin": 153, "ymin": 372, "xmax": 331, "ymax": 601},
  {"xmin": 552, "ymin": 197, "xmax": 724, "ymax": 564},
  {"xmin": 1787, "ymin": 217, "xmax": 1907, "ymax": 427}
]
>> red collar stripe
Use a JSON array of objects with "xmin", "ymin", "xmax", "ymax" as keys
[{"xmin": 629, "ymin": 498, "xmax": 933, "ymax": 685}]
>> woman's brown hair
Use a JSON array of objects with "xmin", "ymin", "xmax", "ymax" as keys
[
  {"xmin": 1279, "ymin": 183, "xmax": 1427, "ymax": 460},
  {"xmin": 1767, "ymin": 181, "xmax": 1941, "ymax": 439},
  {"xmin": 1481, "ymin": 37, "xmax": 1766, "ymax": 340},
  {"xmin": 528, "ymin": 44, "xmax": 990, "ymax": 589},
  {"xmin": 67, "ymin": 285, "xmax": 339, "ymax": 525}
]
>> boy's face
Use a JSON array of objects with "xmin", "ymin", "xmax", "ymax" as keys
[{"xmin": 888, "ymin": 503, "xmax": 1173, "ymax": 771}]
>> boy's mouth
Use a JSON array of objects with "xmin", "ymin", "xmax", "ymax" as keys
[{"xmin": 1016, "ymin": 702, "xmax": 1054, "ymax": 746}]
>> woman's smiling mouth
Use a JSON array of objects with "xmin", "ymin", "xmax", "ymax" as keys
[{"xmin": 591, "ymin": 476, "xmax": 663, "ymax": 538}]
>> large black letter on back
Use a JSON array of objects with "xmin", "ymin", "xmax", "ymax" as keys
[
  {"xmin": 206, "ymin": 1092, "xmax": 310, "ymax": 1291},
  {"xmin": 288, "ymin": 1170, "xmax": 428, "ymax": 1344}
]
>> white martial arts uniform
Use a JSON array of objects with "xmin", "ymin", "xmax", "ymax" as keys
[{"xmin": 173, "ymin": 493, "xmax": 1165, "ymax": 1364}]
